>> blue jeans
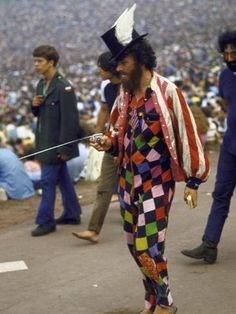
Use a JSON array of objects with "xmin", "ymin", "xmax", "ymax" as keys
[
  {"xmin": 203, "ymin": 144, "xmax": 236, "ymax": 245},
  {"xmin": 35, "ymin": 161, "xmax": 81, "ymax": 226}
]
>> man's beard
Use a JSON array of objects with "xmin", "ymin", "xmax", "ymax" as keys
[
  {"xmin": 122, "ymin": 62, "xmax": 142, "ymax": 93},
  {"xmin": 226, "ymin": 61, "xmax": 236, "ymax": 73}
]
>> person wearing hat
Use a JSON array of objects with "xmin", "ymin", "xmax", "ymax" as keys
[
  {"xmin": 181, "ymin": 30, "xmax": 236, "ymax": 264},
  {"xmin": 31, "ymin": 45, "xmax": 82, "ymax": 237},
  {"xmin": 90, "ymin": 4, "xmax": 210, "ymax": 314},
  {"xmin": 72, "ymin": 51, "xmax": 121, "ymax": 243}
]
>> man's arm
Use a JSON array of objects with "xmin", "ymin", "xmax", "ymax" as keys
[
  {"xmin": 95, "ymin": 102, "xmax": 109, "ymax": 133},
  {"xmin": 31, "ymin": 95, "xmax": 43, "ymax": 117},
  {"xmin": 169, "ymin": 86, "xmax": 210, "ymax": 183},
  {"xmin": 220, "ymin": 98, "xmax": 228, "ymax": 112},
  {"xmin": 58, "ymin": 83, "xmax": 79, "ymax": 159},
  {"xmin": 167, "ymin": 85, "xmax": 210, "ymax": 208},
  {"xmin": 31, "ymin": 82, "xmax": 43, "ymax": 117}
]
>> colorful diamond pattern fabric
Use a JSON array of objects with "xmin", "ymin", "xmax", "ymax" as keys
[{"xmin": 118, "ymin": 89, "xmax": 175, "ymax": 309}]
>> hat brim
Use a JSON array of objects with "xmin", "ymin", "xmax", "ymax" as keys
[{"xmin": 110, "ymin": 33, "xmax": 148, "ymax": 62}]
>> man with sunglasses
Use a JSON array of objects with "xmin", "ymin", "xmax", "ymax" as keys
[{"xmin": 182, "ymin": 30, "xmax": 236, "ymax": 264}]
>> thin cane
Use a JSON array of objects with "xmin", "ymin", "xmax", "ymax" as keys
[{"xmin": 19, "ymin": 133, "xmax": 103, "ymax": 160}]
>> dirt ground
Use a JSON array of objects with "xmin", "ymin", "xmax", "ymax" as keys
[
  {"xmin": 0, "ymin": 148, "xmax": 219, "ymax": 231},
  {"xmin": 0, "ymin": 180, "xmax": 97, "ymax": 230}
]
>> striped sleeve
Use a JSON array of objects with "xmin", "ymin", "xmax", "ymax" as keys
[{"xmin": 166, "ymin": 84, "xmax": 210, "ymax": 184}]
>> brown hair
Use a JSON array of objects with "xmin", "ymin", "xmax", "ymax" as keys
[{"xmin": 33, "ymin": 45, "xmax": 59, "ymax": 66}]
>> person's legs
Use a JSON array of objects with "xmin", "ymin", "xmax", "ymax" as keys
[
  {"xmin": 35, "ymin": 163, "xmax": 59, "ymax": 226},
  {"xmin": 120, "ymin": 181, "xmax": 175, "ymax": 311},
  {"xmin": 203, "ymin": 146, "xmax": 236, "ymax": 244},
  {"xmin": 72, "ymin": 153, "xmax": 118, "ymax": 242},
  {"xmin": 182, "ymin": 145, "xmax": 236, "ymax": 263},
  {"xmin": 57, "ymin": 161, "xmax": 81, "ymax": 221},
  {"xmin": 120, "ymin": 194, "xmax": 157, "ymax": 312},
  {"xmin": 127, "ymin": 239, "xmax": 157, "ymax": 312},
  {"xmin": 88, "ymin": 153, "xmax": 118, "ymax": 233},
  {"xmin": 135, "ymin": 185, "xmax": 175, "ymax": 309}
]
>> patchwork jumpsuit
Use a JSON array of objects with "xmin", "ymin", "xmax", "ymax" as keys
[{"xmin": 118, "ymin": 89, "xmax": 175, "ymax": 310}]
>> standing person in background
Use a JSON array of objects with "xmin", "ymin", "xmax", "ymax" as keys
[
  {"xmin": 182, "ymin": 30, "xmax": 236, "ymax": 264},
  {"xmin": 31, "ymin": 45, "xmax": 82, "ymax": 237},
  {"xmin": 72, "ymin": 51, "xmax": 120, "ymax": 243},
  {"xmin": 90, "ymin": 4, "xmax": 209, "ymax": 314}
]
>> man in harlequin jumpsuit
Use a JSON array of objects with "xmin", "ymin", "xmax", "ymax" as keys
[{"xmin": 90, "ymin": 5, "xmax": 209, "ymax": 314}]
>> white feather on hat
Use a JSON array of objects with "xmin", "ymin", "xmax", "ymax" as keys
[{"xmin": 113, "ymin": 3, "xmax": 136, "ymax": 46}]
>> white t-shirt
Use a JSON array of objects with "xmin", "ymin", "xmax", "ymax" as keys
[{"xmin": 100, "ymin": 79, "xmax": 110, "ymax": 102}]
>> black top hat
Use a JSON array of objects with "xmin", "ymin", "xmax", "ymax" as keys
[
  {"xmin": 101, "ymin": 4, "xmax": 148, "ymax": 61},
  {"xmin": 101, "ymin": 27, "xmax": 147, "ymax": 61}
]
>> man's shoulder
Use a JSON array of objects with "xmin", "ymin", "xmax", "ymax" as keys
[
  {"xmin": 219, "ymin": 67, "xmax": 235, "ymax": 79},
  {"xmin": 219, "ymin": 67, "xmax": 236, "ymax": 88},
  {"xmin": 100, "ymin": 79, "xmax": 110, "ymax": 91},
  {"xmin": 104, "ymin": 81, "xmax": 118, "ymax": 91},
  {"xmin": 56, "ymin": 74, "xmax": 74, "ymax": 92},
  {"xmin": 151, "ymin": 72, "xmax": 177, "ymax": 93},
  {"xmin": 220, "ymin": 67, "xmax": 229, "ymax": 76},
  {"xmin": 0, "ymin": 148, "xmax": 17, "ymax": 163}
]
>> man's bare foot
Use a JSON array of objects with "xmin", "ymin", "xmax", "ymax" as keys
[
  {"xmin": 153, "ymin": 305, "xmax": 177, "ymax": 314},
  {"xmin": 111, "ymin": 194, "xmax": 119, "ymax": 202},
  {"xmin": 153, "ymin": 305, "xmax": 168, "ymax": 314},
  {"xmin": 72, "ymin": 230, "xmax": 99, "ymax": 243},
  {"xmin": 139, "ymin": 309, "xmax": 152, "ymax": 314}
]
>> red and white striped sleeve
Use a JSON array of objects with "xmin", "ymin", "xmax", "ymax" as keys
[{"xmin": 166, "ymin": 82, "xmax": 210, "ymax": 188}]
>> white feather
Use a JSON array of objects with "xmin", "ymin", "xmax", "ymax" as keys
[
  {"xmin": 114, "ymin": 3, "xmax": 136, "ymax": 45},
  {"xmin": 112, "ymin": 8, "xmax": 128, "ymax": 27}
]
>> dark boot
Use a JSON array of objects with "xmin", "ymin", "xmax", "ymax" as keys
[
  {"xmin": 31, "ymin": 224, "xmax": 56, "ymax": 237},
  {"xmin": 181, "ymin": 241, "xmax": 217, "ymax": 264}
]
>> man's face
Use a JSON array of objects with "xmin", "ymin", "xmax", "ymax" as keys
[
  {"xmin": 116, "ymin": 54, "xmax": 142, "ymax": 92},
  {"xmin": 34, "ymin": 57, "xmax": 53, "ymax": 75},
  {"xmin": 223, "ymin": 44, "xmax": 236, "ymax": 62},
  {"xmin": 223, "ymin": 44, "xmax": 236, "ymax": 72},
  {"xmin": 97, "ymin": 67, "xmax": 112, "ymax": 80}
]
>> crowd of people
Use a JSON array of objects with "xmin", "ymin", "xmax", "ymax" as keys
[
  {"xmin": 1, "ymin": 1, "xmax": 236, "ymax": 313},
  {"xmin": 0, "ymin": 0, "xmax": 235, "ymax": 199}
]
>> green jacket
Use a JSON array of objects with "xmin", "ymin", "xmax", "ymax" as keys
[{"xmin": 32, "ymin": 72, "xmax": 79, "ymax": 164}]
